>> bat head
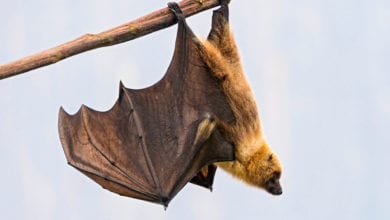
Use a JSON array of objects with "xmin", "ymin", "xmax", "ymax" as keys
[
  {"xmin": 260, "ymin": 153, "xmax": 283, "ymax": 195},
  {"xmin": 247, "ymin": 144, "xmax": 283, "ymax": 196}
]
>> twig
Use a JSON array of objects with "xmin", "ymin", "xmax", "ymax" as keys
[{"xmin": 0, "ymin": 0, "xmax": 221, "ymax": 80}]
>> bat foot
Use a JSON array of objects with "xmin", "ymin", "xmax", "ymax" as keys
[{"xmin": 167, "ymin": 2, "xmax": 184, "ymax": 22}]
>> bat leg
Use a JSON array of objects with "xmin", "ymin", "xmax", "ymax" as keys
[
  {"xmin": 193, "ymin": 113, "xmax": 216, "ymax": 146},
  {"xmin": 207, "ymin": 0, "xmax": 229, "ymax": 46},
  {"xmin": 207, "ymin": 0, "xmax": 240, "ymax": 63}
]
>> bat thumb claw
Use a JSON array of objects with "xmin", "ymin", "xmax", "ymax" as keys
[{"xmin": 193, "ymin": 114, "xmax": 217, "ymax": 146}]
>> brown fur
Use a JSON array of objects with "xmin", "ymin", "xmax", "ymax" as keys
[{"xmin": 198, "ymin": 16, "xmax": 283, "ymax": 194}]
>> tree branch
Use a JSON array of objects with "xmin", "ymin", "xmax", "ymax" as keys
[{"xmin": 0, "ymin": 0, "xmax": 221, "ymax": 80}]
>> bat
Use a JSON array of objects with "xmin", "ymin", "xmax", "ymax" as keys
[{"xmin": 59, "ymin": 0, "xmax": 283, "ymax": 208}]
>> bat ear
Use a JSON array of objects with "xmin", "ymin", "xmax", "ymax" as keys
[{"xmin": 268, "ymin": 154, "xmax": 273, "ymax": 161}]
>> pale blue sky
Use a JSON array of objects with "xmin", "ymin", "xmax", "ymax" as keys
[{"xmin": 1, "ymin": 0, "xmax": 389, "ymax": 219}]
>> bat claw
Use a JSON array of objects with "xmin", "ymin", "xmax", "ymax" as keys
[
  {"xmin": 161, "ymin": 197, "xmax": 169, "ymax": 210},
  {"xmin": 193, "ymin": 114, "xmax": 217, "ymax": 146},
  {"xmin": 167, "ymin": 2, "xmax": 185, "ymax": 22}
]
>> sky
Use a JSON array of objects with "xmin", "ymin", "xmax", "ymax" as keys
[{"xmin": 1, "ymin": 0, "xmax": 389, "ymax": 219}]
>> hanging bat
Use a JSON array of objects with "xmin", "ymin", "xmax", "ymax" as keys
[{"xmin": 59, "ymin": 0, "xmax": 282, "ymax": 207}]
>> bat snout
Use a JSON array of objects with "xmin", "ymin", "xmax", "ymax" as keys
[
  {"xmin": 265, "ymin": 179, "xmax": 282, "ymax": 195},
  {"xmin": 268, "ymin": 186, "xmax": 283, "ymax": 195}
]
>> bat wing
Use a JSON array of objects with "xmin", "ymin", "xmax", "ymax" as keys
[{"xmin": 59, "ymin": 3, "xmax": 234, "ymax": 206}]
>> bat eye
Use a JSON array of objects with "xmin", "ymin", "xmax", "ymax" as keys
[
  {"xmin": 273, "ymin": 171, "xmax": 281, "ymax": 179},
  {"xmin": 268, "ymin": 154, "xmax": 273, "ymax": 161}
]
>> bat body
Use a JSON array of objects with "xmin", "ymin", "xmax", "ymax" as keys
[
  {"xmin": 200, "ymin": 2, "xmax": 283, "ymax": 195},
  {"xmin": 59, "ymin": 1, "xmax": 282, "ymax": 207}
]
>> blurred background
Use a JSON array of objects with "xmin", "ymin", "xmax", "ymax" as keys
[{"xmin": 0, "ymin": 0, "xmax": 389, "ymax": 219}]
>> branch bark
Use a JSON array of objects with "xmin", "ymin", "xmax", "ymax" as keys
[{"xmin": 0, "ymin": 0, "xmax": 221, "ymax": 80}]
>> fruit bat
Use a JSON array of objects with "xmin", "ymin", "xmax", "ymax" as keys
[
  {"xmin": 59, "ymin": 2, "xmax": 235, "ymax": 207},
  {"xmin": 59, "ymin": 0, "xmax": 283, "ymax": 208}
]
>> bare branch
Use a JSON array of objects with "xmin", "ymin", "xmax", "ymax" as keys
[{"xmin": 0, "ymin": 0, "xmax": 221, "ymax": 80}]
